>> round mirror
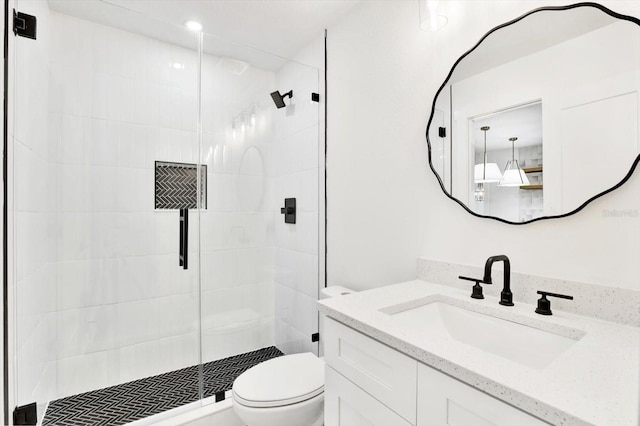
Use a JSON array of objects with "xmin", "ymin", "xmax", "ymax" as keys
[{"xmin": 427, "ymin": 3, "xmax": 640, "ymax": 224}]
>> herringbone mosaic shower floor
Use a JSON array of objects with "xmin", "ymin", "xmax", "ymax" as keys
[{"xmin": 42, "ymin": 346, "xmax": 283, "ymax": 426}]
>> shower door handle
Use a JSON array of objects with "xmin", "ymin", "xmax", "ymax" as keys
[{"xmin": 179, "ymin": 208, "xmax": 188, "ymax": 269}]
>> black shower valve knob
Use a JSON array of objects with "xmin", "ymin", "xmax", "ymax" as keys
[{"xmin": 280, "ymin": 198, "xmax": 296, "ymax": 224}]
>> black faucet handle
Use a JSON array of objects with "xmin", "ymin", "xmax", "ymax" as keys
[
  {"xmin": 459, "ymin": 276, "xmax": 490, "ymax": 300},
  {"xmin": 535, "ymin": 291, "xmax": 574, "ymax": 315},
  {"xmin": 459, "ymin": 275, "xmax": 491, "ymax": 284},
  {"xmin": 537, "ymin": 291, "xmax": 574, "ymax": 300}
]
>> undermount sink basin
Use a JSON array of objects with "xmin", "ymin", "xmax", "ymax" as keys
[{"xmin": 381, "ymin": 299, "xmax": 583, "ymax": 369}]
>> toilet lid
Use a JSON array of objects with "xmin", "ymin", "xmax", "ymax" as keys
[{"xmin": 232, "ymin": 353, "xmax": 324, "ymax": 408}]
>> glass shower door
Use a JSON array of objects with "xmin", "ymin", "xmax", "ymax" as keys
[
  {"xmin": 199, "ymin": 32, "xmax": 321, "ymax": 384},
  {"xmin": 10, "ymin": 1, "xmax": 203, "ymax": 423}
]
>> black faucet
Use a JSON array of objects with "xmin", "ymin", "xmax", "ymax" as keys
[{"xmin": 483, "ymin": 255, "xmax": 514, "ymax": 306}]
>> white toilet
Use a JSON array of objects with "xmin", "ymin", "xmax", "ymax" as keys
[{"xmin": 231, "ymin": 286, "xmax": 354, "ymax": 426}]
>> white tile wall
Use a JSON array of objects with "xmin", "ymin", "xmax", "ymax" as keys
[
  {"xmin": 14, "ymin": 6, "xmax": 322, "ymax": 416},
  {"xmin": 199, "ymin": 47, "xmax": 278, "ymax": 364},
  {"xmin": 272, "ymin": 57, "xmax": 321, "ymax": 356},
  {"xmin": 13, "ymin": 0, "xmax": 55, "ymax": 412},
  {"xmin": 15, "ymin": 9, "xmax": 202, "ymax": 407}
]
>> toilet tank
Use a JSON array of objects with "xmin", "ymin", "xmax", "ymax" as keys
[
  {"xmin": 320, "ymin": 286, "xmax": 354, "ymax": 300},
  {"xmin": 319, "ymin": 286, "xmax": 355, "ymax": 357}
]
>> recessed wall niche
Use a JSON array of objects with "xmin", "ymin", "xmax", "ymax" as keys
[{"xmin": 155, "ymin": 161, "xmax": 207, "ymax": 210}]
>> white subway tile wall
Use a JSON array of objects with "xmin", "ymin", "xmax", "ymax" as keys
[
  {"xmin": 14, "ymin": 0, "xmax": 56, "ymax": 412},
  {"xmin": 14, "ymin": 5, "xmax": 321, "ymax": 414},
  {"xmin": 17, "ymin": 6, "xmax": 205, "ymax": 404},
  {"xmin": 198, "ymin": 44, "xmax": 276, "ymax": 361},
  {"xmin": 272, "ymin": 52, "xmax": 321, "ymax": 356}
]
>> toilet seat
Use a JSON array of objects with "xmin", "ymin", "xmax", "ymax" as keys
[{"xmin": 232, "ymin": 353, "xmax": 325, "ymax": 408}]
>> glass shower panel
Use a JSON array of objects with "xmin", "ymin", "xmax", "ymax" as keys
[
  {"xmin": 12, "ymin": 0, "xmax": 202, "ymax": 423},
  {"xmin": 199, "ymin": 33, "xmax": 320, "ymax": 367}
]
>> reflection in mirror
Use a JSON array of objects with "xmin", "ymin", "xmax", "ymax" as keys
[
  {"xmin": 471, "ymin": 102, "xmax": 542, "ymax": 222},
  {"xmin": 428, "ymin": 4, "xmax": 640, "ymax": 224}
]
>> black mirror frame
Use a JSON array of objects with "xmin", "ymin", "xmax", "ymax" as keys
[{"xmin": 426, "ymin": 2, "xmax": 640, "ymax": 225}]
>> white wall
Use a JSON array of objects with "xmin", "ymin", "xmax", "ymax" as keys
[{"xmin": 326, "ymin": 0, "xmax": 640, "ymax": 292}]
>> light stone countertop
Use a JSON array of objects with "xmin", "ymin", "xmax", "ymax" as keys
[{"xmin": 318, "ymin": 280, "xmax": 640, "ymax": 426}]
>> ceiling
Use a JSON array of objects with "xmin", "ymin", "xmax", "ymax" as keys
[{"xmin": 47, "ymin": 0, "xmax": 361, "ymax": 70}]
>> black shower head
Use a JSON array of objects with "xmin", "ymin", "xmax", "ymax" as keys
[{"xmin": 270, "ymin": 90, "xmax": 293, "ymax": 109}]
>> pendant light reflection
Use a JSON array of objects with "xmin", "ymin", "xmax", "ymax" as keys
[
  {"xmin": 474, "ymin": 126, "xmax": 502, "ymax": 183},
  {"xmin": 499, "ymin": 137, "xmax": 530, "ymax": 187},
  {"xmin": 474, "ymin": 182, "xmax": 485, "ymax": 202},
  {"xmin": 419, "ymin": 0, "xmax": 448, "ymax": 32}
]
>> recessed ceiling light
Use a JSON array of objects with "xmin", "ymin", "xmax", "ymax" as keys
[
  {"xmin": 172, "ymin": 62, "xmax": 185, "ymax": 70},
  {"xmin": 185, "ymin": 20, "xmax": 203, "ymax": 32}
]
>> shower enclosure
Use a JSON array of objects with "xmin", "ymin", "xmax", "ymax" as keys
[{"xmin": 6, "ymin": 0, "xmax": 323, "ymax": 424}]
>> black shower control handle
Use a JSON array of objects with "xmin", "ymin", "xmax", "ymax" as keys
[
  {"xmin": 535, "ymin": 291, "xmax": 573, "ymax": 315},
  {"xmin": 179, "ymin": 208, "xmax": 188, "ymax": 270},
  {"xmin": 280, "ymin": 198, "xmax": 296, "ymax": 224},
  {"xmin": 459, "ymin": 275, "xmax": 491, "ymax": 300}
]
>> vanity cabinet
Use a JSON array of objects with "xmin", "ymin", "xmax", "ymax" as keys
[
  {"xmin": 325, "ymin": 366, "xmax": 412, "ymax": 426},
  {"xmin": 324, "ymin": 316, "xmax": 417, "ymax": 423},
  {"xmin": 417, "ymin": 364, "xmax": 548, "ymax": 426},
  {"xmin": 324, "ymin": 318, "xmax": 549, "ymax": 426}
]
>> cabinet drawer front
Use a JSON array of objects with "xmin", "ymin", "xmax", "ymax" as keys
[
  {"xmin": 325, "ymin": 318, "xmax": 417, "ymax": 423},
  {"xmin": 325, "ymin": 366, "xmax": 413, "ymax": 426},
  {"xmin": 417, "ymin": 364, "xmax": 549, "ymax": 426}
]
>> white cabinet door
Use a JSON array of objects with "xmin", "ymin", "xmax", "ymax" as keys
[
  {"xmin": 417, "ymin": 364, "xmax": 549, "ymax": 426},
  {"xmin": 324, "ymin": 318, "xmax": 417, "ymax": 423},
  {"xmin": 325, "ymin": 366, "xmax": 413, "ymax": 426}
]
